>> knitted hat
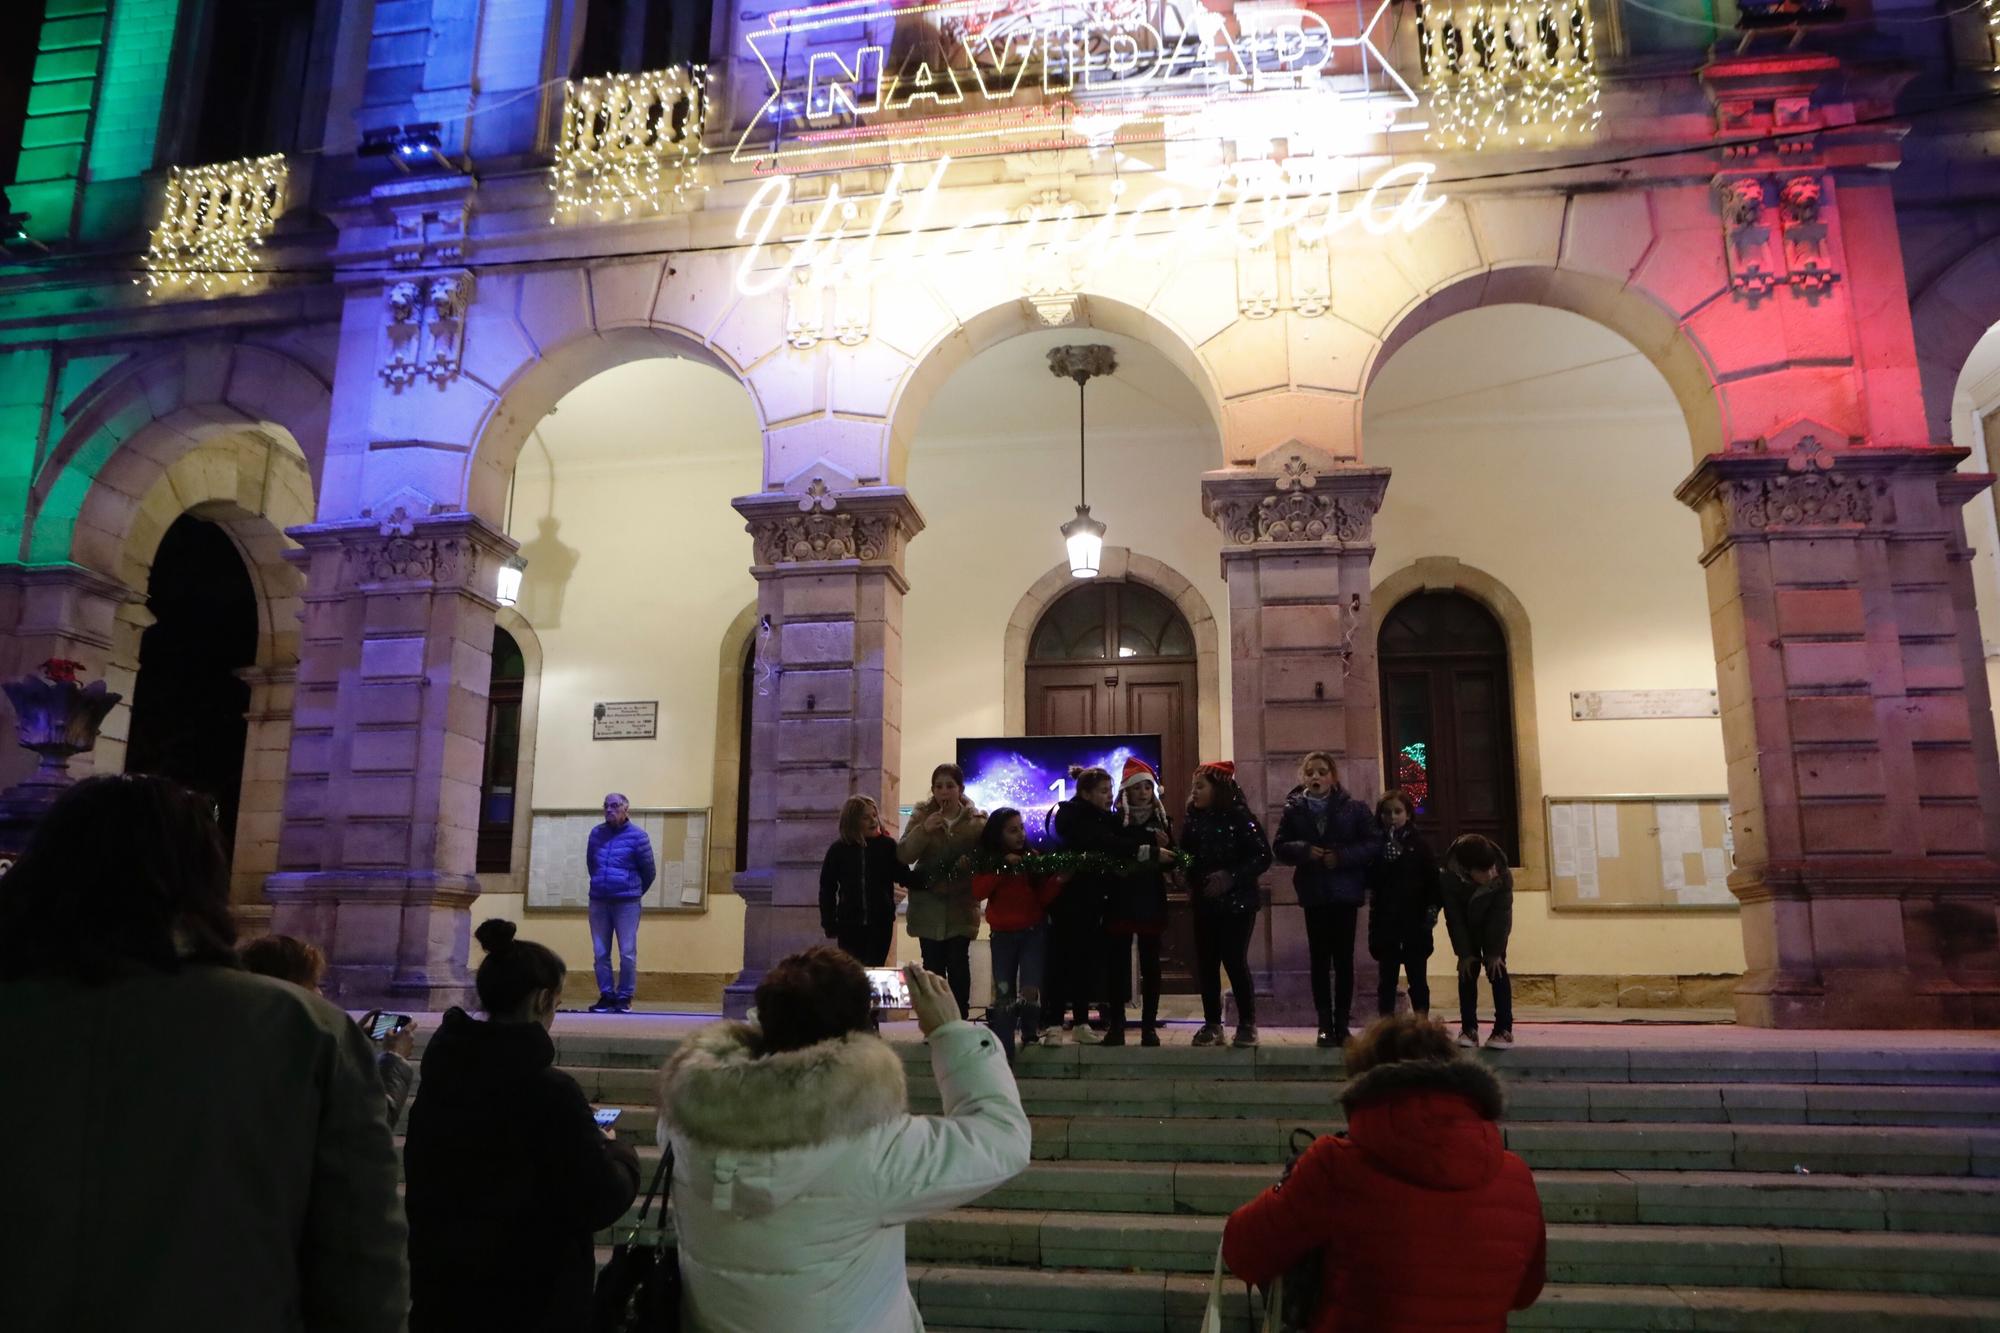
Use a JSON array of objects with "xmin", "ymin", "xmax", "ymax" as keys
[{"xmin": 1119, "ymin": 757, "xmax": 1159, "ymax": 793}]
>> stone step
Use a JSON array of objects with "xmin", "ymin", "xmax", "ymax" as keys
[
  {"xmin": 900, "ymin": 1209, "xmax": 2000, "ymax": 1295},
  {"xmin": 541, "ymin": 1063, "xmax": 2000, "ymax": 1127},
  {"xmin": 909, "ymin": 1266, "xmax": 2000, "ymax": 1332},
  {"xmin": 533, "ymin": 1034, "xmax": 2000, "ymax": 1087},
  {"xmin": 541, "ymin": 1113, "xmax": 2000, "ymax": 1182}
]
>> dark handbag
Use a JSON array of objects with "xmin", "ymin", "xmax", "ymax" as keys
[
  {"xmin": 1265, "ymin": 1128, "xmax": 1326, "ymax": 1333},
  {"xmin": 592, "ymin": 1143, "xmax": 682, "ymax": 1333}
]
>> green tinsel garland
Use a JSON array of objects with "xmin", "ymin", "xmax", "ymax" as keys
[{"xmin": 972, "ymin": 847, "xmax": 1192, "ymax": 878}]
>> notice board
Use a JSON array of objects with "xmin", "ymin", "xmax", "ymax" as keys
[
  {"xmin": 525, "ymin": 807, "xmax": 710, "ymax": 913},
  {"xmin": 1545, "ymin": 796, "xmax": 1737, "ymax": 911}
]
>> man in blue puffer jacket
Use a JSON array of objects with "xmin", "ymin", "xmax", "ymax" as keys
[
  {"xmin": 1273, "ymin": 752, "xmax": 1384, "ymax": 1047},
  {"xmin": 585, "ymin": 792, "xmax": 656, "ymax": 1013}
]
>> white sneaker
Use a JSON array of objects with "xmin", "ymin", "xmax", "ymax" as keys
[
  {"xmin": 1073, "ymin": 1025, "xmax": 1104, "ymax": 1045},
  {"xmin": 1484, "ymin": 1030, "xmax": 1515, "ymax": 1051},
  {"xmin": 1456, "ymin": 1029, "xmax": 1480, "ymax": 1049},
  {"xmin": 1039, "ymin": 1028, "xmax": 1065, "ymax": 1048}
]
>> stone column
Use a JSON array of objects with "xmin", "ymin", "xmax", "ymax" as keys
[
  {"xmin": 1201, "ymin": 450, "xmax": 1391, "ymax": 1025},
  {"xmin": 265, "ymin": 511, "xmax": 516, "ymax": 1008},
  {"xmin": 1678, "ymin": 442, "xmax": 2000, "ymax": 1027},
  {"xmin": 726, "ymin": 482, "xmax": 924, "ymax": 1018}
]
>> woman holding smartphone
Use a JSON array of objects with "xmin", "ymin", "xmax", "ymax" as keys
[{"xmin": 403, "ymin": 919, "xmax": 640, "ymax": 1333}]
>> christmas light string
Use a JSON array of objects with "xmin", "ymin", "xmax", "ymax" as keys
[
  {"xmin": 550, "ymin": 66, "xmax": 712, "ymax": 221},
  {"xmin": 138, "ymin": 155, "xmax": 287, "ymax": 293},
  {"xmin": 1416, "ymin": 0, "xmax": 1601, "ymax": 151}
]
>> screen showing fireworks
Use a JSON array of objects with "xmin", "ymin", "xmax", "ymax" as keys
[{"xmin": 955, "ymin": 734, "xmax": 1164, "ymax": 846}]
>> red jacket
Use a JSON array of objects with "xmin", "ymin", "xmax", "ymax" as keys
[
  {"xmin": 971, "ymin": 867, "xmax": 1063, "ymax": 932},
  {"xmin": 1222, "ymin": 1057, "xmax": 1546, "ymax": 1333}
]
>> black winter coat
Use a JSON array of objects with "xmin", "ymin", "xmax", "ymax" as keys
[
  {"xmin": 1367, "ymin": 824, "xmax": 1441, "ymax": 962},
  {"xmin": 405, "ymin": 1008, "xmax": 641, "ymax": 1333},
  {"xmin": 1440, "ymin": 838, "xmax": 1516, "ymax": 963},
  {"xmin": 1052, "ymin": 797, "xmax": 1153, "ymax": 925},
  {"xmin": 819, "ymin": 833, "xmax": 916, "ymax": 933},
  {"xmin": 1274, "ymin": 787, "xmax": 1384, "ymax": 908},
  {"xmin": 1108, "ymin": 803, "xmax": 1176, "ymax": 932},
  {"xmin": 1181, "ymin": 802, "xmax": 1274, "ymax": 917}
]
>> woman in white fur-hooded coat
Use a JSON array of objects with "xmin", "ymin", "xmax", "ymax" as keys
[{"xmin": 657, "ymin": 951, "xmax": 1032, "ymax": 1333}]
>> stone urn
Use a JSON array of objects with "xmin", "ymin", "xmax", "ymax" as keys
[{"xmin": 1, "ymin": 658, "xmax": 121, "ymax": 785}]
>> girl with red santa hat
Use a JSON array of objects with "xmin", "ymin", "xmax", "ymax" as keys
[{"xmin": 1104, "ymin": 758, "xmax": 1175, "ymax": 1046}]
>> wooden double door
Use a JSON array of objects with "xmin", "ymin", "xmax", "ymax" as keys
[{"xmin": 1025, "ymin": 582, "xmax": 1202, "ymax": 993}]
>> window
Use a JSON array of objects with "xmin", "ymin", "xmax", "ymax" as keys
[
  {"xmin": 1029, "ymin": 582, "xmax": 1194, "ymax": 662},
  {"xmin": 476, "ymin": 628, "xmax": 526, "ymax": 874},
  {"xmin": 573, "ymin": 0, "xmax": 715, "ymax": 78},
  {"xmin": 176, "ymin": 0, "xmax": 318, "ymax": 165},
  {"xmin": 1378, "ymin": 591, "xmax": 1520, "ymax": 861}
]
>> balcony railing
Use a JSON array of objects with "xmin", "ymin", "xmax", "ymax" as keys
[
  {"xmin": 550, "ymin": 65, "xmax": 708, "ymax": 220},
  {"xmin": 140, "ymin": 154, "xmax": 288, "ymax": 294},
  {"xmin": 1416, "ymin": 0, "xmax": 1604, "ymax": 150}
]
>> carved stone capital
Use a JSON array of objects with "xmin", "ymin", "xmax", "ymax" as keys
[
  {"xmin": 1201, "ymin": 455, "xmax": 1390, "ymax": 550},
  {"xmin": 285, "ymin": 513, "xmax": 517, "ymax": 601},
  {"xmin": 735, "ymin": 483, "xmax": 926, "ymax": 582},
  {"xmin": 1676, "ymin": 446, "xmax": 1981, "ymax": 548}
]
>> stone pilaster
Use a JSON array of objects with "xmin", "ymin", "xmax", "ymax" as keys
[
  {"xmin": 726, "ymin": 482, "xmax": 924, "ymax": 1018},
  {"xmin": 1201, "ymin": 451, "xmax": 1391, "ymax": 1025},
  {"xmin": 265, "ymin": 512, "xmax": 516, "ymax": 1008},
  {"xmin": 1678, "ymin": 442, "xmax": 2000, "ymax": 1028}
]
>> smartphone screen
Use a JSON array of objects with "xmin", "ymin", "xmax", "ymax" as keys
[
  {"xmin": 593, "ymin": 1108, "xmax": 623, "ymax": 1128},
  {"xmin": 368, "ymin": 1012, "xmax": 411, "ymax": 1041},
  {"xmin": 864, "ymin": 967, "xmax": 911, "ymax": 1009}
]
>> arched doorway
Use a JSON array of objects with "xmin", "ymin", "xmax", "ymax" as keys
[
  {"xmin": 476, "ymin": 627, "xmax": 526, "ymax": 873},
  {"xmin": 1377, "ymin": 591, "xmax": 1520, "ymax": 862},
  {"xmin": 126, "ymin": 515, "xmax": 259, "ymax": 854},
  {"xmin": 1027, "ymin": 580, "xmax": 1201, "ymax": 990}
]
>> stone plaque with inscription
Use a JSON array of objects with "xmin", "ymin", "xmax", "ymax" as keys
[
  {"xmin": 592, "ymin": 700, "xmax": 658, "ymax": 740},
  {"xmin": 1570, "ymin": 689, "xmax": 1720, "ymax": 721}
]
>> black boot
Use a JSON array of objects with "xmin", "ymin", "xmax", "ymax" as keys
[{"xmin": 988, "ymin": 1001, "xmax": 1016, "ymax": 1061}]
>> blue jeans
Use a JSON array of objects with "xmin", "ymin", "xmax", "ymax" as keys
[
  {"xmin": 589, "ymin": 897, "xmax": 642, "ymax": 1002},
  {"xmin": 987, "ymin": 924, "xmax": 1049, "ymax": 1055}
]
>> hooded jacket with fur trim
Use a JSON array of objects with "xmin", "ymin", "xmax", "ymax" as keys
[
  {"xmin": 1222, "ymin": 1055, "xmax": 1546, "ymax": 1333},
  {"xmin": 658, "ymin": 1018, "xmax": 1031, "ymax": 1333}
]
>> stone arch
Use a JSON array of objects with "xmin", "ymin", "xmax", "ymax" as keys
[
  {"xmin": 1362, "ymin": 264, "xmax": 1727, "ymax": 463},
  {"xmin": 96, "ymin": 431, "xmax": 317, "ymax": 908},
  {"xmin": 1911, "ymin": 233, "xmax": 2000, "ymax": 446},
  {"xmin": 1001, "ymin": 548, "xmax": 1223, "ymax": 762},
  {"xmin": 482, "ymin": 607, "xmax": 546, "ymax": 894},
  {"xmin": 29, "ymin": 341, "xmax": 330, "ymax": 567},
  {"xmin": 1369, "ymin": 557, "xmax": 1548, "ymax": 891},
  {"xmin": 881, "ymin": 293, "xmax": 1227, "ymax": 486}
]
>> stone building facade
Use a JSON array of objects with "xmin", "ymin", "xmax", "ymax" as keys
[{"xmin": 3, "ymin": 0, "xmax": 2000, "ymax": 1026}]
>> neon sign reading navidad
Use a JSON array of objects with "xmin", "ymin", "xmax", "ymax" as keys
[{"xmin": 735, "ymin": 0, "xmax": 1418, "ymax": 171}]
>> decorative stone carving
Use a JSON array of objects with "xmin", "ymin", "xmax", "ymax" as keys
[
  {"xmin": 784, "ymin": 270, "xmax": 872, "ymax": 350},
  {"xmin": 1236, "ymin": 241, "xmax": 1278, "ymax": 319},
  {"xmin": 741, "ymin": 479, "xmax": 917, "ymax": 568},
  {"xmin": 380, "ymin": 273, "xmax": 473, "ymax": 387},
  {"xmin": 368, "ymin": 486, "xmax": 441, "ymax": 536},
  {"xmin": 1291, "ymin": 235, "xmax": 1331, "ymax": 319},
  {"xmin": 1728, "ymin": 470, "xmax": 1877, "ymax": 531},
  {"xmin": 1716, "ymin": 176, "xmax": 1780, "ymax": 301},
  {"xmin": 389, "ymin": 199, "xmax": 469, "ymax": 268},
  {"xmin": 1777, "ymin": 175, "xmax": 1837, "ymax": 297},
  {"xmin": 1205, "ymin": 454, "xmax": 1381, "ymax": 546},
  {"xmin": 344, "ymin": 535, "xmax": 472, "ymax": 586}
]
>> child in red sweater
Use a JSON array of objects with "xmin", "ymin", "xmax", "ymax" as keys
[{"xmin": 971, "ymin": 807, "xmax": 1063, "ymax": 1061}]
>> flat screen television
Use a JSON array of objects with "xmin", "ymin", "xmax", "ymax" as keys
[{"xmin": 955, "ymin": 734, "xmax": 1163, "ymax": 846}]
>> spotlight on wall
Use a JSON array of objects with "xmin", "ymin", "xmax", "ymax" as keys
[
  {"xmin": 1048, "ymin": 344, "xmax": 1117, "ymax": 580},
  {"xmin": 496, "ymin": 553, "xmax": 528, "ymax": 608},
  {"xmin": 358, "ymin": 123, "xmax": 448, "ymax": 170}
]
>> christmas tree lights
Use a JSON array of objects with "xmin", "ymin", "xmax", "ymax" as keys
[
  {"xmin": 550, "ymin": 65, "xmax": 709, "ymax": 221},
  {"xmin": 1416, "ymin": 0, "xmax": 1601, "ymax": 151},
  {"xmin": 140, "ymin": 154, "xmax": 287, "ymax": 294}
]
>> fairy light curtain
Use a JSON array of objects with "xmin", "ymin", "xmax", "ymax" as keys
[
  {"xmin": 1416, "ymin": 0, "xmax": 1602, "ymax": 150},
  {"xmin": 550, "ymin": 65, "xmax": 710, "ymax": 220},
  {"xmin": 140, "ymin": 154, "xmax": 288, "ymax": 293}
]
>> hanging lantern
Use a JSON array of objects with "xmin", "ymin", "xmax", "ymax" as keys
[
  {"xmin": 1047, "ymin": 344, "xmax": 1118, "ymax": 581},
  {"xmin": 496, "ymin": 553, "xmax": 528, "ymax": 607}
]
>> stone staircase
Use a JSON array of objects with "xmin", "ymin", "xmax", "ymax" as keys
[{"xmin": 407, "ymin": 1024, "xmax": 2000, "ymax": 1331}]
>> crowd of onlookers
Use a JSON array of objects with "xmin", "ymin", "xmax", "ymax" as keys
[
  {"xmin": 830, "ymin": 751, "xmax": 1521, "ymax": 1059},
  {"xmin": 0, "ymin": 772, "xmax": 1544, "ymax": 1333}
]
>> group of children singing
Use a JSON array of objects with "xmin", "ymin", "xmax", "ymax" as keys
[{"xmin": 818, "ymin": 752, "xmax": 1517, "ymax": 1057}]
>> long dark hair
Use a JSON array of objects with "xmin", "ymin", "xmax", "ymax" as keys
[
  {"xmin": 976, "ymin": 807, "xmax": 1024, "ymax": 866},
  {"xmin": 472, "ymin": 918, "xmax": 566, "ymax": 1017},
  {"xmin": 1189, "ymin": 766, "xmax": 1247, "ymax": 819},
  {"xmin": 0, "ymin": 773, "xmax": 237, "ymax": 983}
]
